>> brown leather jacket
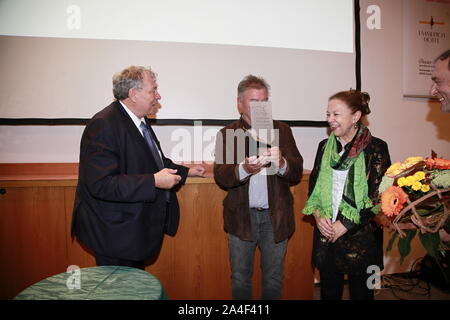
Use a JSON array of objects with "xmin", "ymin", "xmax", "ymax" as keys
[{"xmin": 214, "ymin": 118, "xmax": 303, "ymax": 243}]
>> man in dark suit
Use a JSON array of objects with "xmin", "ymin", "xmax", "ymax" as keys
[
  {"xmin": 72, "ymin": 66, "xmax": 205, "ymax": 269},
  {"xmin": 214, "ymin": 75, "xmax": 303, "ymax": 299}
]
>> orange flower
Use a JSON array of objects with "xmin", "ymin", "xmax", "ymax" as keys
[
  {"xmin": 381, "ymin": 186, "xmax": 408, "ymax": 217},
  {"xmin": 426, "ymin": 157, "xmax": 450, "ymax": 170}
]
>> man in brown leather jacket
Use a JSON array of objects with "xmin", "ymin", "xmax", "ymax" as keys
[{"xmin": 214, "ymin": 75, "xmax": 303, "ymax": 299}]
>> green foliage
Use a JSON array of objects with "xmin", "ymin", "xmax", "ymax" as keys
[
  {"xmin": 416, "ymin": 209, "xmax": 430, "ymax": 216},
  {"xmin": 398, "ymin": 229, "xmax": 417, "ymax": 265},
  {"xmin": 430, "ymin": 170, "xmax": 450, "ymax": 188},
  {"xmin": 378, "ymin": 176, "xmax": 394, "ymax": 194},
  {"xmin": 387, "ymin": 228, "xmax": 443, "ymax": 264},
  {"xmin": 419, "ymin": 232, "xmax": 441, "ymax": 259},
  {"xmin": 386, "ymin": 232, "xmax": 398, "ymax": 252},
  {"xmin": 371, "ymin": 203, "xmax": 381, "ymax": 215}
]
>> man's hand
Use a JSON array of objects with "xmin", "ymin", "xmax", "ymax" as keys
[
  {"xmin": 154, "ymin": 168, "xmax": 182, "ymax": 189},
  {"xmin": 242, "ymin": 155, "xmax": 268, "ymax": 175},
  {"xmin": 262, "ymin": 147, "xmax": 286, "ymax": 168},
  {"xmin": 188, "ymin": 165, "xmax": 207, "ymax": 177}
]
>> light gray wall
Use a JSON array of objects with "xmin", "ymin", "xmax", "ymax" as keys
[{"xmin": 1, "ymin": 1, "xmax": 449, "ymax": 167}]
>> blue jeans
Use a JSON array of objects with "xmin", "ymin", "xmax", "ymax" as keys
[{"xmin": 227, "ymin": 209, "xmax": 288, "ymax": 300}]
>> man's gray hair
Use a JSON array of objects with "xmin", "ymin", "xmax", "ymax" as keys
[
  {"xmin": 112, "ymin": 66, "xmax": 157, "ymax": 100},
  {"xmin": 237, "ymin": 74, "xmax": 270, "ymax": 99}
]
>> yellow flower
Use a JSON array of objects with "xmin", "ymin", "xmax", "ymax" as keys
[
  {"xmin": 412, "ymin": 181, "xmax": 422, "ymax": 191},
  {"xmin": 421, "ymin": 184, "xmax": 430, "ymax": 193},
  {"xmin": 413, "ymin": 171, "xmax": 425, "ymax": 181},
  {"xmin": 397, "ymin": 177, "xmax": 407, "ymax": 187},
  {"xmin": 386, "ymin": 162, "xmax": 402, "ymax": 177},
  {"xmin": 405, "ymin": 176, "xmax": 416, "ymax": 187},
  {"xmin": 404, "ymin": 157, "xmax": 424, "ymax": 166},
  {"xmin": 385, "ymin": 157, "xmax": 425, "ymax": 177}
]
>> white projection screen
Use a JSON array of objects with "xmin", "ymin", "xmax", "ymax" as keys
[{"xmin": 0, "ymin": 0, "xmax": 355, "ymax": 121}]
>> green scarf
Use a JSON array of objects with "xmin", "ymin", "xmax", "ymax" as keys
[{"xmin": 303, "ymin": 125, "xmax": 373, "ymax": 224}]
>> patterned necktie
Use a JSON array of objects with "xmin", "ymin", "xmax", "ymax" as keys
[{"xmin": 140, "ymin": 121, "xmax": 164, "ymax": 170}]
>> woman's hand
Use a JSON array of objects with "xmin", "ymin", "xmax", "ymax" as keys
[
  {"xmin": 313, "ymin": 211, "xmax": 334, "ymax": 240},
  {"xmin": 330, "ymin": 220, "xmax": 348, "ymax": 243}
]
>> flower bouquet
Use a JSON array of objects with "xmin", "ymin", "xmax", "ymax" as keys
[{"xmin": 372, "ymin": 153, "xmax": 450, "ymax": 263}]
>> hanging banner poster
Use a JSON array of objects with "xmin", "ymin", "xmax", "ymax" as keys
[{"xmin": 402, "ymin": 0, "xmax": 450, "ymax": 98}]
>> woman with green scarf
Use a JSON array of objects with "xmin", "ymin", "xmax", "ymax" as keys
[{"xmin": 303, "ymin": 90, "xmax": 391, "ymax": 300}]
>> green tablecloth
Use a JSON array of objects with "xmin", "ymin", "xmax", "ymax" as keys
[{"xmin": 14, "ymin": 266, "xmax": 167, "ymax": 300}]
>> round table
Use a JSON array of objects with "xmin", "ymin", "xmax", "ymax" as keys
[{"xmin": 14, "ymin": 266, "xmax": 167, "ymax": 300}]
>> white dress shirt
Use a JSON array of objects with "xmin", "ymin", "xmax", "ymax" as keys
[{"xmin": 120, "ymin": 100, "xmax": 162, "ymax": 158}]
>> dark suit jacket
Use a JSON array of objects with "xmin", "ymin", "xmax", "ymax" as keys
[
  {"xmin": 71, "ymin": 100, "xmax": 189, "ymax": 261},
  {"xmin": 214, "ymin": 118, "xmax": 303, "ymax": 243}
]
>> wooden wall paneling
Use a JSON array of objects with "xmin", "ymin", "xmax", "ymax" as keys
[
  {"xmin": 283, "ymin": 179, "xmax": 314, "ymax": 299},
  {"xmin": 64, "ymin": 186, "xmax": 96, "ymax": 268},
  {"xmin": 147, "ymin": 182, "xmax": 232, "ymax": 299},
  {"xmin": 191, "ymin": 183, "xmax": 231, "ymax": 299},
  {"xmin": 0, "ymin": 186, "xmax": 68, "ymax": 299},
  {"xmin": 0, "ymin": 162, "xmax": 313, "ymax": 300},
  {"xmin": 176, "ymin": 182, "xmax": 208, "ymax": 298},
  {"xmin": 0, "ymin": 163, "xmax": 78, "ymax": 176}
]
